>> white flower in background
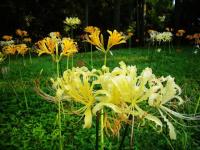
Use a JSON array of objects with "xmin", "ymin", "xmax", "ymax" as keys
[
  {"xmin": 158, "ymin": 15, "xmax": 166, "ymax": 22},
  {"xmin": 157, "ymin": 48, "xmax": 162, "ymax": 52},
  {"xmin": 63, "ymin": 17, "xmax": 81, "ymax": 26},
  {"xmin": 0, "ymin": 40, "xmax": 15, "ymax": 47},
  {"xmin": 194, "ymin": 50, "xmax": 198, "ymax": 54}
]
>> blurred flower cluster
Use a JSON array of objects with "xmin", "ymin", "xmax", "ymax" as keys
[{"xmin": 148, "ymin": 30, "xmax": 173, "ymax": 44}]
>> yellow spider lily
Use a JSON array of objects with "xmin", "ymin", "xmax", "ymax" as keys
[
  {"xmin": 60, "ymin": 67, "xmax": 100, "ymax": 128},
  {"xmin": 2, "ymin": 35, "xmax": 13, "ymax": 41},
  {"xmin": 85, "ymin": 29, "xmax": 126, "ymax": 54},
  {"xmin": 2, "ymin": 45, "xmax": 17, "ymax": 55},
  {"xmin": 16, "ymin": 29, "xmax": 28, "ymax": 37},
  {"xmin": 36, "ymin": 37, "xmax": 56, "ymax": 56},
  {"xmin": 64, "ymin": 17, "xmax": 81, "ymax": 26},
  {"xmin": 85, "ymin": 30, "xmax": 105, "ymax": 52},
  {"xmin": 16, "ymin": 44, "xmax": 28, "ymax": 56},
  {"xmin": 61, "ymin": 38, "xmax": 78, "ymax": 57},
  {"xmin": 107, "ymin": 30, "xmax": 126, "ymax": 50},
  {"xmin": 84, "ymin": 26, "xmax": 100, "ymax": 34},
  {"xmin": 23, "ymin": 37, "xmax": 32, "ymax": 43}
]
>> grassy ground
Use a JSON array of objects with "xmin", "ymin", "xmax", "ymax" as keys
[{"xmin": 0, "ymin": 46, "xmax": 200, "ymax": 150}]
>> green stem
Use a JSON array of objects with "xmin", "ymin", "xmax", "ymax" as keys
[
  {"xmin": 194, "ymin": 96, "xmax": 200, "ymax": 114},
  {"xmin": 23, "ymin": 55, "xmax": 25, "ymax": 66},
  {"xmin": 58, "ymin": 99, "xmax": 63, "ymax": 150},
  {"xmin": 28, "ymin": 49, "xmax": 32, "ymax": 64},
  {"xmin": 104, "ymin": 53, "xmax": 107, "ymax": 66},
  {"xmin": 130, "ymin": 115, "xmax": 134, "ymax": 150},
  {"xmin": 20, "ymin": 69, "xmax": 28, "ymax": 110},
  {"xmin": 67, "ymin": 56, "xmax": 69, "ymax": 70},
  {"xmin": 100, "ymin": 109, "xmax": 104, "ymax": 150},
  {"xmin": 71, "ymin": 55, "xmax": 74, "ymax": 68},
  {"xmin": 90, "ymin": 44, "xmax": 93, "ymax": 68},
  {"xmin": 8, "ymin": 55, "xmax": 10, "ymax": 66}
]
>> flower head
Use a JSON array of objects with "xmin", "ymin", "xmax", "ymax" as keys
[
  {"xmin": 2, "ymin": 35, "xmax": 13, "ymax": 41},
  {"xmin": 36, "ymin": 37, "xmax": 56, "ymax": 56},
  {"xmin": 23, "ymin": 37, "xmax": 32, "ymax": 43},
  {"xmin": 2, "ymin": 45, "xmax": 17, "ymax": 55},
  {"xmin": 84, "ymin": 26, "xmax": 100, "ymax": 34},
  {"xmin": 64, "ymin": 17, "xmax": 81, "ymax": 26},
  {"xmin": 16, "ymin": 29, "xmax": 28, "ymax": 37},
  {"xmin": 107, "ymin": 30, "xmax": 126, "ymax": 50},
  {"xmin": 61, "ymin": 38, "xmax": 78, "ymax": 56},
  {"xmin": 16, "ymin": 44, "xmax": 28, "ymax": 56}
]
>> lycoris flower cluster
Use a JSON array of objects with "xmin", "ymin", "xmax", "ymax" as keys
[
  {"xmin": 148, "ymin": 30, "xmax": 173, "ymax": 43},
  {"xmin": 2, "ymin": 35, "xmax": 13, "ymax": 41},
  {"xmin": 175, "ymin": 29, "xmax": 186, "ymax": 37},
  {"xmin": 2, "ymin": 44, "xmax": 28, "ymax": 56},
  {"xmin": 16, "ymin": 29, "xmax": 28, "ymax": 37},
  {"xmin": 64, "ymin": 17, "xmax": 81, "ymax": 26},
  {"xmin": 85, "ymin": 29, "xmax": 126, "ymax": 54},
  {"xmin": 35, "ymin": 34, "xmax": 78, "ymax": 62},
  {"xmin": 186, "ymin": 33, "xmax": 200, "ymax": 45},
  {"xmin": 44, "ymin": 61, "xmax": 196, "ymax": 139}
]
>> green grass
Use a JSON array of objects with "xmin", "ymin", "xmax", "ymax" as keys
[{"xmin": 0, "ymin": 46, "xmax": 200, "ymax": 150}]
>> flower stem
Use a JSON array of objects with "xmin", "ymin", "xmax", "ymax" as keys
[
  {"xmin": 96, "ymin": 111, "xmax": 100, "ymax": 150},
  {"xmin": 28, "ymin": 49, "xmax": 32, "ymax": 64},
  {"xmin": 67, "ymin": 56, "xmax": 69, "ymax": 70},
  {"xmin": 90, "ymin": 44, "xmax": 93, "ymax": 68},
  {"xmin": 58, "ymin": 99, "xmax": 63, "ymax": 150},
  {"xmin": 130, "ymin": 115, "xmax": 134, "ymax": 150},
  {"xmin": 104, "ymin": 53, "xmax": 107, "ymax": 66},
  {"xmin": 55, "ymin": 43, "xmax": 62, "ymax": 150},
  {"xmin": 71, "ymin": 55, "xmax": 74, "ymax": 68},
  {"xmin": 100, "ymin": 109, "xmax": 104, "ymax": 150}
]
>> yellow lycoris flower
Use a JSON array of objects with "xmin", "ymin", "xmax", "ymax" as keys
[
  {"xmin": 36, "ymin": 37, "xmax": 56, "ymax": 56},
  {"xmin": 107, "ymin": 30, "xmax": 126, "ymax": 50},
  {"xmin": 49, "ymin": 32, "xmax": 61, "ymax": 39},
  {"xmin": 85, "ymin": 29, "xmax": 126, "ymax": 53},
  {"xmin": 23, "ymin": 38, "xmax": 32, "ymax": 43},
  {"xmin": 85, "ymin": 30, "xmax": 105, "ymax": 52},
  {"xmin": 16, "ymin": 29, "xmax": 28, "ymax": 37},
  {"xmin": 64, "ymin": 17, "xmax": 81, "ymax": 26},
  {"xmin": 38, "ymin": 61, "xmax": 198, "ymax": 140},
  {"xmin": 59, "ymin": 67, "xmax": 99, "ymax": 128},
  {"xmin": 84, "ymin": 26, "xmax": 100, "ymax": 34},
  {"xmin": 16, "ymin": 44, "xmax": 28, "ymax": 56},
  {"xmin": 2, "ymin": 35, "xmax": 13, "ymax": 41},
  {"xmin": 2, "ymin": 45, "xmax": 17, "ymax": 55},
  {"xmin": 61, "ymin": 38, "xmax": 78, "ymax": 56}
]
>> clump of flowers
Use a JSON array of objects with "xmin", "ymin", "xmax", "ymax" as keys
[
  {"xmin": 16, "ymin": 29, "xmax": 28, "ymax": 37},
  {"xmin": 175, "ymin": 29, "xmax": 186, "ymax": 37},
  {"xmin": 63, "ymin": 17, "xmax": 81, "ymax": 33},
  {"xmin": 85, "ymin": 29, "xmax": 126, "ymax": 65},
  {"xmin": 36, "ymin": 36, "xmax": 78, "ymax": 62},
  {"xmin": 38, "ymin": 61, "xmax": 199, "ymax": 141},
  {"xmin": 148, "ymin": 30, "xmax": 173, "ymax": 44},
  {"xmin": 0, "ymin": 35, "xmax": 15, "ymax": 47},
  {"xmin": 186, "ymin": 33, "xmax": 200, "ymax": 45},
  {"xmin": 2, "ymin": 35, "xmax": 13, "ymax": 41}
]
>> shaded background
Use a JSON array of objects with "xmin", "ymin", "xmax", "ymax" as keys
[{"xmin": 0, "ymin": 0, "xmax": 199, "ymax": 43}]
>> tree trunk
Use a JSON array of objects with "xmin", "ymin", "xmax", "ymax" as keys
[{"xmin": 114, "ymin": 0, "xmax": 121, "ymax": 29}]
